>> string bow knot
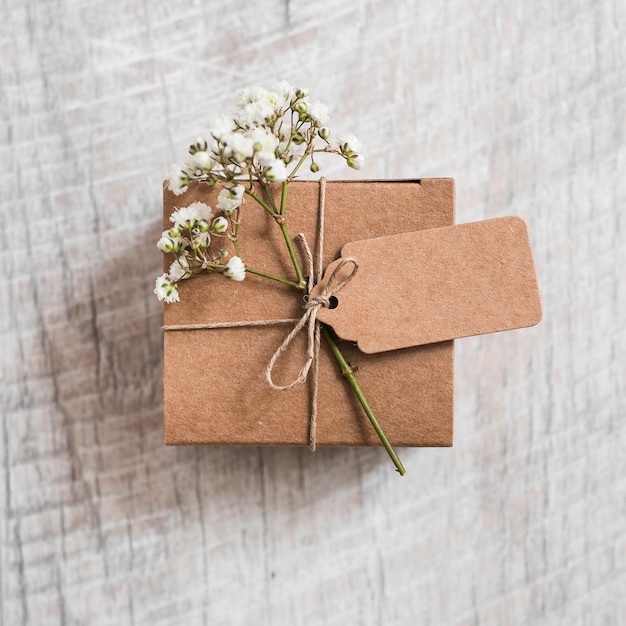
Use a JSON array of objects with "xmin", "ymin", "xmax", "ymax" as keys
[{"xmin": 265, "ymin": 244, "xmax": 358, "ymax": 392}]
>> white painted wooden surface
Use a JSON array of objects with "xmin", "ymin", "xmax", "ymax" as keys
[{"xmin": 2, "ymin": 0, "xmax": 625, "ymax": 624}]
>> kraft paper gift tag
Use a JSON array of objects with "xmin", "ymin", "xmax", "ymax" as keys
[{"xmin": 313, "ymin": 216, "xmax": 542, "ymax": 353}]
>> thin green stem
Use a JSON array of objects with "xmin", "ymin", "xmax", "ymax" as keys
[
  {"xmin": 279, "ymin": 221, "xmax": 306, "ymax": 288},
  {"xmin": 279, "ymin": 181, "xmax": 288, "ymax": 216},
  {"xmin": 288, "ymin": 150, "xmax": 311, "ymax": 181},
  {"xmin": 321, "ymin": 326, "xmax": 406, "ymax": 476},
  {"xmin": 245, "ymin": 267, "xmax": 300, "ymax": 289},
  {"xmin": 245, "ymin": 190, "xmax": 276, "ymax": 216},
  {"xmin": 260, "ymin": 181, "xmax": 279, "ymax": 214},
  {"xmin": 230, "ymin": 208, "xmax": 242, "ymax": 257},
  {"xmin": 232, "ymin": 234, "xmax": 241, "ymax": 258}
]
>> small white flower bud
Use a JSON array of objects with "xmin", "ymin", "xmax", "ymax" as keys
[
  {"xmin": 264, "ymin": 160, "xmax": 288, "ymax": 182},
  {"xmin": 310, "ymin": 161, "xmax": 320, "ymax": 173},
  {"xmin": 295, "ymin": 88, "xmax": 309, "ymax": 99},
  {"xmin": 211, "ymin": 216, "xmax": 229, "ymax": 233},
  {"xmin": 157, "ymin": 236, "xmax": 175, "ymax": 253},
  {"xmin": 346, "ymin": 154, "xmax": 364, "ymax": 170},
  {"xmin": 295, "ymin": 101, "xmax": 308, "ymax": 114},
  {"xmin": 319, "ymin": 127, "xmax": 330, "ymax": 140},
  {"xmin": 337, "ymin": 134, "xmax": 362, "ymax": 156},
  {"xmin": 292, "ymin": 132, "xmax": 305, "ymax": 145},
  {"xmin": 189, "ymin": 137, "xmax": 208, "ymax": 154},
  {"xmin": 198, "ymin": 220, "xmax": 210, "ymax": 232},
  {"xmin": 188, "ymin": 150, "xmax": 213, "ymax": 170},
  {"xmin": 169, "ymin": 227, "xmax": 180, "ymax": 238},
  {"xmin": 223, "ymin": 256, "xmax": 246, "ymax": 281},
  {"xmin": 218, "ymin": 249, "xmax": 229, "ymax": 258}
]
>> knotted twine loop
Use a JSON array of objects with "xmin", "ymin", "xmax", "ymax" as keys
[
  {"xmin": 264, "ymin": 246, "xmax": 358, "ymax": 393},
  {"xmin": 162, "ymin": 178, "xmax": 358, "ymax": 451}
]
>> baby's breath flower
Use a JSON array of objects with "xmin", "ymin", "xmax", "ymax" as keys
[
  {"xmin": 319, "ymin": 127, "xmax": 331, "ymax": 140},
  {"xmin": 157, "ymin": 231, "xmax": 176, "ymax": 253},
  {"xmin": 337, "ymin": 134, "xmax": 362, "ymax": 155},
  {"xmin": 222, "ymin": 132, "xmax": 255, "ymax": 162},
  {"xmin": 235, "ymin": 88, "xmax": 276, "ymax": 128},
  {"xmin": 264, "ymin": 160, "xmax": 288, "ymax": 182},
  {"xmin": 247, "ymin": 127, "xmax": 279, "ymax": 166},
  {"xmin": 167, "ymin": 164, "xmax": 190, "ymax": 196},
  {"xmin": 154, "ymin": 274, "xmax": 180, "ymax": 303},
  {"xmin": 186, "ymin": 149, "xmax": 214, "ymax": 172},
  {"xmin": 236, "ymin": 86, "xmax": 269, "ymax": 108},
  {"xmin": 347, "ymin": 154, "xmax": 364, "ymax": 170},
  {"xmin": 189, "ymin": 137, "xmax": 208, "ymax": 153},
  {"xmin": 272, "ymin": 80, "xmax": 295, "ymax": 105},
  {"xmin": 217, "ymin": 185, "xmax": 244, "ymax": 215},
  {"xmin": 168, "ymin": 257, "xmax": 191, "ymax": 282},
  {"xmin": 157, "ymin": 230, "xmax": 187, "ymax": 253},
  {"xmin": 209, "ymin": 115, "xmax": 235, "ymax": 141},
  {"xmin": 295, "ymin": 87, "xmax": 309, "ymax": 100},
  {"xmin": 307, "ymin": 101, "xmax": 329, "ymax": 125},
  {"xmin": 211, "ymin": 216, "xmax": 229, "ymax": 233},
  {"xmin": 170, "ymin": 202, "xmax": 213, "ymax": 230},
  {"xmin": 223, "ymin": 256, "xmax": 246, "ymax": 281}
]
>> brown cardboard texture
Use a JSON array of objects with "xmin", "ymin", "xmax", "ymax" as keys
[
  {"xmin": 314, "ymin": 217, "xmax": 542, "ymax": 353},
  {"xmin": 163, "ymin": 179, "xmax": 455, "ymax": 447}
]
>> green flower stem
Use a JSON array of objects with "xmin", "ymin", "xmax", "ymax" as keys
[
  {"xmin": 321, "ymin": 326, "xmax": 406, "ymax": 476},
  {"xmin": 279, "ymin": 219, "xmax": 404, "ymax": 475},
  {"xmin": 268, "ymin": 188, "xmax": 280, "ymax": 214},
  {"xmin": 278, "ymin": 220, "xmax": 306, "ymax": 288},
  {"xmin": 288, "ymin": 150, "xmax": 311, "ymax": 181},
  {"xmin": 245, "ymin": 267, "xmax": 300, "ymax": 289},
  {"xmin": 245, "ymin": 190, "xmax": 276, "ymax": 217},
  {"xmin": 280, "ymin": 181, "xmax": 288, "ymax": 216},
  {"xmin": 198, "ymin": 263, "xmax": 296, "ymax": 289},
  {"xmin": 231, "ymin": 208, "xmax": 242, "ymax": 257},
  {"xmin": 232, "ymin": 233, "xmax": 242, "ymax": 258},
  {"xmin": 248, "ymin": 184, "xmax": 404, "ymax": 475}
]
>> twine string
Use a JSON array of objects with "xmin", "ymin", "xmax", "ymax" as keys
[{"xmin": 264, "ymin": 242, "xmax": 358, "ymax": 392}]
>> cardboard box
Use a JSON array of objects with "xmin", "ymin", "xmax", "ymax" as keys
[{"xmin": 163, "ymin": 179, "xmax": 455, "ymax": 446}]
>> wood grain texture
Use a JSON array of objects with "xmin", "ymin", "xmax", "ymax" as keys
[{"xmin": 1, "ymin": 0, "xmax": 624, "ymax": 624}]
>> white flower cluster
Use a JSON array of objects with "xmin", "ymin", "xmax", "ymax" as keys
[
  {"xmin": 154, "ymin": 200, "xmax": 245, "ymax": 303},
  {"xmin": 157, "ymin": 82, "xmax": 366, "ymax": 304},
  {"xmin": 165, "ymin": 81, "xmax": 364, "ymax": 197}
]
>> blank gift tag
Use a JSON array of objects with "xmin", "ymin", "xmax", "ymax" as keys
[{"xmin": 312, "ymin": 216, "xmax": 542, "ymax": 353}]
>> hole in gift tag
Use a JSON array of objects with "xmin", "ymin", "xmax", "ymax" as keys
[{"xmin": 327, "ymin": 295, "xmax": 338, "ymax": 309}]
